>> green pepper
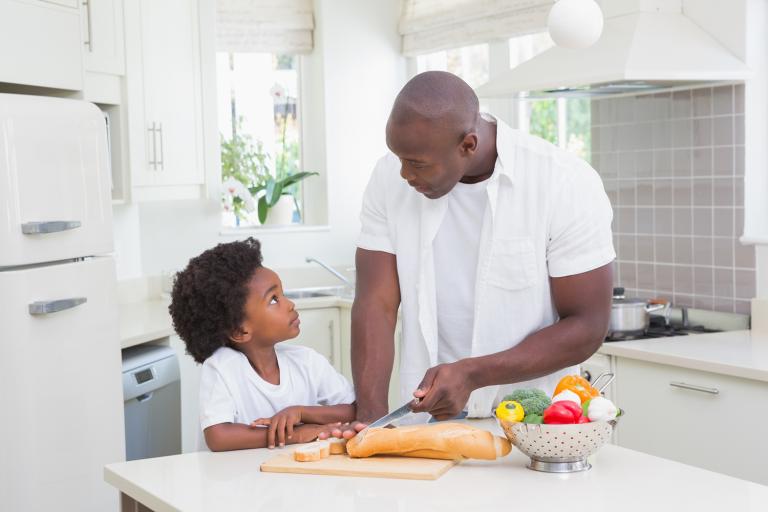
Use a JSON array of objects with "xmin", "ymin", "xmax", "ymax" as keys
[
  {"xmin": 582, "ymin": 399, "xmax": 592, "ymax": 418},
  {"xmin": 523, "ymin": 414, "xmax": 544, "ymax": 424}
]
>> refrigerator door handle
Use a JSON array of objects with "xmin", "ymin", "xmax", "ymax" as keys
[
  {"xmin": 28, "ymin": 297, "xmax": 87, "ymax": 315},
  {"xmin": 21, "ymin": 221, "xmax": 82, "ymax": 234}
]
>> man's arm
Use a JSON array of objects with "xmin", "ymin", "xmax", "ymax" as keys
[
  {"xmin": 350, "ymin": 248, "xmax": 401, "ymax": 424},
  {"xmin": 412, "ymin": 263, "xmax": 613, "ymax": 420}
]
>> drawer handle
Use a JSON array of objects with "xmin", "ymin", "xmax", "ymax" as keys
[
  {"xmin": 29, "ymin": 298, "xmax": 87, "ymax": 315},
  {"xmin": 669, "ymin": 381, "xmax": 720, "ymax": 395},
  {"xmin": 21, "ymin": 221, "xmax": 82, "ymax": 234}
]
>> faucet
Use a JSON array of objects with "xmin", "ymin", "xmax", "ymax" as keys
[{"xmin": 305, "ymin": 257, "xmax": 354, "ymax": 288}]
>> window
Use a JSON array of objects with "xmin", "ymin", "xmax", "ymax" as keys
[
  {"xmin": 510, "ymin": 33, "xmax": 592, "ymax": 161},
  {"xmin": 216, "ymin": 52, "xmax": 303, "ymax": 227},
  {"xmin": 413, "ymin": 35, "xmax": 591, "ymax": 162},
  {"xmin": 416, "ymin": 44, "xmax": 489, "ymax": 89}
]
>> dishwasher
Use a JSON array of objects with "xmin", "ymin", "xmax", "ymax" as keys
[{"xmin": 122, "ymin": 344, "xmax": 181, "ymax": 461}]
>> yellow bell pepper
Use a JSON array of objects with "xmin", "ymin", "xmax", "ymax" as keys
[
  {"xmin": 495, "ymin": 400, "xmax": 525, "ymax": 422},
  {"xmin": 553, "ymin": 375, "xmax": 600, "ymax": 404}
]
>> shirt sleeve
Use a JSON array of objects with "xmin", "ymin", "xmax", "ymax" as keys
[
  {"xmin": 357, "ymin": 154, "xmax": 395, "ymax": 254},
  {"xmin": 547, "ymin": 159, "xmax": 616, "ymax": 277},
  {"xmin": 198, "ymin": 362, "xmax": 236, "ymax": 431},
  {"xmin": 310, "ymin": 352, "xmax": 356, "ymax": 406}
]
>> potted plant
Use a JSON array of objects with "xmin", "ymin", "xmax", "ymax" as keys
[{"xmin": 221, "ymin": 117, "xmax": 317, "ymax": 226}]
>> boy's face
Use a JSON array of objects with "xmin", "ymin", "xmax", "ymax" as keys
[{"xmin": 234, "ymin": 267, "xmax": 300, "ymax": 346}]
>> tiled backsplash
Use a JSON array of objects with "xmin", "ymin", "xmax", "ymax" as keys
[{"xmin": 591, "ymin": 84, "xmax": 755, "ymax": 314}]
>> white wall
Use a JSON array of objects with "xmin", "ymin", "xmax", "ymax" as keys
[{"xmin": 112, "ymin": 0, "xmax": 406, "ymax": 279}]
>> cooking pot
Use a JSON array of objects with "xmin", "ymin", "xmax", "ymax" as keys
[{"xmin": 608, "ymin": 287, "xmax": 667, "ymax": 338}]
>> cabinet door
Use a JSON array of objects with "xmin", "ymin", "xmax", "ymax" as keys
[
  {"xmin": 615, "ymin": 357, "xmax": 768, "ymax": 485},
  {"xmin": 0, "ymin": 0, "xmax": 82, "ymax": 90},
  {"xmin": 137, "ymin": 0, "xmax": 203, "ymax": 188},
  {"xmin": 290, "ymin": 308, "xmax": 341, "ymax": 368},
  {"xmin": 169, "ymin": 335, "xmax": 202, "ymax": 453},
  {"xmin": 81, "ymin": 0, "xmax": 125, "ymax": 75}
]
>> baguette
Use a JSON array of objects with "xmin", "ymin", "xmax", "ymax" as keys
[
  {"xmin": 347, "ymin": 423, "xmax": 511, "ymax": 460},
  {"xmin": 293, "ymin": 440, "xmax": 330, "ymax": 462}
]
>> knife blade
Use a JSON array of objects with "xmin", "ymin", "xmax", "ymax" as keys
[{"xmin": 366, "ymin": 399, "xmax": 420, "ymax": 429}]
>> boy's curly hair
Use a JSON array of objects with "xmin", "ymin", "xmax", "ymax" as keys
[{"xmin": 169, "ymin": 238, "xmax": 263, "ymax": 363}]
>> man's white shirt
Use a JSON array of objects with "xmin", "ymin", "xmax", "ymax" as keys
[{"xmin": 357, "ymin": 114, "xmax": 615, "ymax": 419}]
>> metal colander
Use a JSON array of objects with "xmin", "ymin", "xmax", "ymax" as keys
[
  {"xmin": 498, "ymin": 417, "xmax": 620, "ymax": 472},
  {"xmin": 497, "ymin": 372, "xmax": 622, "ymax": 473}
]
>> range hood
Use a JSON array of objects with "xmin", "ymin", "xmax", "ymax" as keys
[{"xmin": 475, "ymin": 2, "xmax": 751, "ymax": 98}]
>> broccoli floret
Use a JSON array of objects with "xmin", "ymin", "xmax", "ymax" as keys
[
  {"xmin": 519, "ymin": 396, "xmax": 552, "ymax": 416},
  {"xmin": 503, "ymin": 389, "xmax": 551, "ymax": 416},
  {"xmin": 503, "ymin": 388, "xmax": 549, "ymax": 403}
]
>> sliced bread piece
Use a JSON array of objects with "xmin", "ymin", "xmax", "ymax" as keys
[{"xmin": 294, "ymin": 440, "xmax": 331, "ymax": 462}]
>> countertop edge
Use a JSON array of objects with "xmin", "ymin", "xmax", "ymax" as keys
[
  {"xmin": 598, "ymin": 332, "xmax": 768, "ymax": 383},
  {"xmin": 104, "ymin": 465, "xmax": 179, "ymax": 512}
]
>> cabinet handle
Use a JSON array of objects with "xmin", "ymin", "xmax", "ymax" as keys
[
  {"xmin": 328, "ymin": 320, "xmax": 335, "ymax": 364},
  {"xmin": 157, "ymin": 122, "xmax": 164, "ymax": 170},
  {"xmin": 669, "ymin": 381, "xmax": 720, "ymax": 395},
  {"xmin": 29, "ymin": 297, "xmax": 87, "ymax": 315},
  {"xmin": 21, "ymin": 221, "xmax": 81, "ymax": 234},
  {"xmin": 148, "ymin": 122, "xmax": 157, "ymax": 170},
  {"xmin": 82, "ymin": 0, "xmax": 93, "ymax": 52}
]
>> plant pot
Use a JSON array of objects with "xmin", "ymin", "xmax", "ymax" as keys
[{"xmin": 263, "ymin": 195, "xmax": 295, "ymax": 226}]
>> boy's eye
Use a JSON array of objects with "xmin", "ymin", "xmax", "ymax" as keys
[{"xmin": 269, "ymin": 295, "xmax": 279, "ymax": 305}]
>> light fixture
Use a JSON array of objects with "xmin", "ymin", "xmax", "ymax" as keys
[{"xmin": 547, "ymin": 0, "xmax": 604, "ymax": 49}]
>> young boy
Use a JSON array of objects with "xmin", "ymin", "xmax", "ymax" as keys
[{"xmin": 169, "ymin": 238, "xmax": 356, "ymax": 451}]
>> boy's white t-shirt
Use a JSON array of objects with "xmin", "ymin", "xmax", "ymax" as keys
[{"xmin": 199, "ymin": 344, "xmax": 355, "ymax": 433}]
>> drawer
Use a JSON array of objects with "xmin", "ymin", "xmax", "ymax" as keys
[
  {"xmin": 615, "ymin": 357, "xmax": 768, "ymax": 485},
  {"xmin": 0, "ymin": 94, "xmax": 113, "ymax": 267}
]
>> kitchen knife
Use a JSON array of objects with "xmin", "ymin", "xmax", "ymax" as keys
[{"xmin": 366, "ymin": 399, "xmax": 420, "ymax": 429}]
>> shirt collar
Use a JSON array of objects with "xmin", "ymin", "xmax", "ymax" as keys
[{"xmin": 481, "ymin": 112, "xmax": 514, "ymax": 185}]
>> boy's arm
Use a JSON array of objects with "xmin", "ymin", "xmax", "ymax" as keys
[{"xmin": 204, "ymin": 422, "xmax": 332, "ymax": 452}]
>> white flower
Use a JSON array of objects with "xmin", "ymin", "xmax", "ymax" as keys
[
  {"xmin": 242, "ymin": 194, "xmax": 256, "ymax": 213},
  {"xmin": 222, "ymin": 177, "xmax": 250, "ymax": 200},
  {"xmin": 270, "ymin": 83, "xmax": 287, "ymax": 103}
]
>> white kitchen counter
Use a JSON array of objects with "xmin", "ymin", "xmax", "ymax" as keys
[
  {"xmin": 118, "ymin": 298, "xmax": 175, "ymax": 349},
  {"xmin": 598, "ymin": 330, "xmax": 768, "ymax": 382},
  {"xmin": 104, "ymin": 418, "xmax": 767, "ymax": 512}
]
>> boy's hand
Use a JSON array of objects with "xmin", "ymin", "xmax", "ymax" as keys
[{"xmin": 251, "ymin": 406, "xmax": 304, "ymax": 448}]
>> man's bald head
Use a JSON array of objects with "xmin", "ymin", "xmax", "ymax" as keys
[
  {"xmin": 386, "ymin": 72, "xmax": 494, "ymax": 200},
  {"xmin": 389, "ymin": 71, "xmax": 479, "ymax": 140}
]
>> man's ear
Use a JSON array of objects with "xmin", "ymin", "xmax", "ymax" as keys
[
  {"xmin": 459, "ymin": 132, "xmax": 478, "ymax": 156},
  {"xmin": 229, "ymin": 324, "xmax": 251, "ymax": 345}
]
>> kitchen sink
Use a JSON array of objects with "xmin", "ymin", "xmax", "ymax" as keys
[{"xmin": 284, "ymin": 286, "xmax": 354, "ymax": 300}]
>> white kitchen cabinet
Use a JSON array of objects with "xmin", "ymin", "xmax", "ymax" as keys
[
  {"xmin": 168, "ymin": 334, "xmax": 202, "ymax": 453},
  {"xmin": 124, "ymin": 0, "xmax": 205, "ymax": 200},
  {"xmin": 290, "ymin": 307, "xmax": 342, "ymax": 369},
  {"xmin": 614, "ymin": 357, "xmax": 768, "ymax": 485},
  {"xmin": 80, "ymin": 0, "xmax": 125, "ymax": 75},
  {"xmin": 0, "ymin": 0, "xmax": 83, "ymax": 90}
]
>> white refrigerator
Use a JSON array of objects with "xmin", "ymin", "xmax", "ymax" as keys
[{"xmin": 0, "ymin": 93, "xmax": 125, "ymax": 510}]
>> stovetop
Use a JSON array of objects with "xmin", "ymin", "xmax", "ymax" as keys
[{"xmin": 604, "ymin": 317, "xmax": 721, "ymax": 342}]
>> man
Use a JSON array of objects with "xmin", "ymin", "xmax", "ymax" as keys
[{"xmin": 342, "ymin": 70, "xmax": 614, "ymax": 435}]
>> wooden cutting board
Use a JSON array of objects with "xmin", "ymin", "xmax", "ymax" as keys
[{"xmin": 260, "ymin": 452, "xmax": 458, "ymax": 480}]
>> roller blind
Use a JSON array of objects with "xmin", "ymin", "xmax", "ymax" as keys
[
  {"xmin": 216, "ymin": 0, "xmax": 314, "ymax": 54},
  {"xmin": 400, "ymin": 0, "xmax": 554, "ymax": 56}
]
